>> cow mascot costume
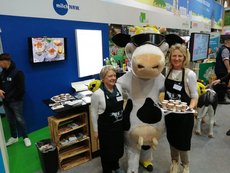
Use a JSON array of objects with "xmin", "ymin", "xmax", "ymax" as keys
[
  {"xmin": 111, "ymin": 27, "xmax": 169, "ymax": 173},
  {"xmin": 195, "ymin": 81, "xmax": 218, "ymax": 138}
]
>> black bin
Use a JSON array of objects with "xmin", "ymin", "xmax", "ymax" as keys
[{"xmin": 36, "ymin": 139, "xmax": 58, "ymax": 173}]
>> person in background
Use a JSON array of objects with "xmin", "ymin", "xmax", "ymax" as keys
[
  {"xmin": 164, "ymin": 44, "xmax": 198, "ymax": 173},
  {"xmin": 212, "ymin": 73, "xmax": 230, "ymax": 86},
  {"xmin": 0, "ymin": 53, "xmax": 31, "ymax": 147},
  {"xmin": 214, "ymin": 36, "xmax": 230, "ymax": 102},
  {"xmin": 90, "ymin": 65, "xmax": 125, "ymax": 173},
  {"xmin": 212, "ymin": 72, "xmax": 230, "ymax": 136}
]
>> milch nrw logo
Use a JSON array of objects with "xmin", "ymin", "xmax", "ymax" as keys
[{"xmin": 53, "ymin": 0, "xmax": 79, "ymax": 16}]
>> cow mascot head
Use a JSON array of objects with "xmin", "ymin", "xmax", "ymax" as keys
[{"xmin": 111, "ymin": 26, "xmax": 183, "ymax": 173}]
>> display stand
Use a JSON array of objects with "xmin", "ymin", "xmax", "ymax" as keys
[
  {"xmin": 48, "ymin": 111, "xmax": 91, "ymax": 170},
  {"xmin": 44, "ymin": 97, "xmax": 94, "ymax": 171},
  {"xmin": 45, "ymin": 95, "xmax": 101, "ymax": 170}
]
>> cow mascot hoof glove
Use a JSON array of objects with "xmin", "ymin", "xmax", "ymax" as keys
[{"xmin": 112, "ymin": 26, "xmax": 169, "ymax": 173}]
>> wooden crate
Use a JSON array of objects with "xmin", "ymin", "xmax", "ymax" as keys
[{"xmin": 48, "ymin": 112, "xmax": 92, "ymax": 171}]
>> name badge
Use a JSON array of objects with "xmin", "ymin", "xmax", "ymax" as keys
[
  {"xmin": 116, "ymin": 96, "xmax": 123, "ymax": 102},
  {"xmin": 173, "ymin": 84, "xmax": 182, "ymax": 91},
  {"xmin": 7, "ymin": 77, "xmax": 12, "ymax": 81}
]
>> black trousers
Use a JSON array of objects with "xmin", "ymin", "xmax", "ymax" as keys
[
  {"xmin": 101, "ymin": 156, "xmax": 119, "ymax": 173},
  {"xmin": 99, "ymin": 129, "xmax": 124, "ymax": 173},
  {"xmin": 213, "ymin": 83, "xmax": 228, "ymax": 101}
]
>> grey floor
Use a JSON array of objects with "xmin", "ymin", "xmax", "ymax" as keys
[{"xmin": 58, "ymin": 103, "xmax": 230, "ymax": 173}]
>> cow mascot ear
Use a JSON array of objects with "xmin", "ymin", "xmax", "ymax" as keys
[
  {"xmin": 125, "ymin": 43, "xmax": 136, "ymax": 62},
  {"xmin": 165, "ymin": 34, "xmax": 185, "ymax": 48},
  {"xmin": 111, "ymin": 33, "xmax": 131, "ymax": 47}
]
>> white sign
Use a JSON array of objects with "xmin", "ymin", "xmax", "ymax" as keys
[{"xmin": 75, "ymin": 29, "xmax": 103, "ymax": 78}]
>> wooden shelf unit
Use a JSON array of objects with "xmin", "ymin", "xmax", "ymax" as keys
[{"xmin": 48, "ymin": 112, "xmax": 92, "ymax": 171}]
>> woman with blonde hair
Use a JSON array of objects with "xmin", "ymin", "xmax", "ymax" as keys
[{"xmin": 164, "ymin": 44, "xmax": 198, "ymax": 173}]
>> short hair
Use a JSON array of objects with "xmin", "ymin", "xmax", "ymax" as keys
[
  {"xmin": 0, "ymin": 53, "xmax": 11, "ymax": 61},
  {"xmin": 225, "ymin": 39, "xmax": 230, "ymax": 44},
  {"xmin": 167, "ymin": 43, "xmax": 190, "ymax": 69},
  {"xmin": 99, "ymin": 65, "xmax": 116, "ymax": 80}
]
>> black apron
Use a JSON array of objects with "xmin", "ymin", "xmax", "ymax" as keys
[
  {"xmin": 98, "ymin": 84, "xmax": 124, "ymax": 161},
  {"xmin": 164, "ymin": 69, "xmax": 194, "ymax": 151}
]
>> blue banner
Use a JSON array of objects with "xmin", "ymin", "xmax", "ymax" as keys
[
  {"xmin": 165, "ymin": 0, "xmax": 173, "ymax": 5},
  {"xmin": 178, "ymin": 0, "xmax": 188, "ymax": 8},
  {"xmin": 165, "ymin": 0, "xmax": 187, "ymax": 8},
  {"xmin": 189, "ymin": 0, "xmax": 213, "ymax": 19},
  {"xmin": 0, "ymin": 150, "xmax": 5, "ymax": 173},
  {"xmin": 209, "ymin": 33, "xmax": 220, "ymax": 54},
  {"xmin": 212, "ymin": 1, "xmax": 223, "ymax": 22}
]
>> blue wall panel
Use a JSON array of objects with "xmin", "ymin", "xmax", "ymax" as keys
[
  {"xmin": 0, "ymin": 150, "xmax": 5, "ymax": 173},
  {"xmin": 0, "ymin": 15, "xmax": 109, "ymax": 133}
]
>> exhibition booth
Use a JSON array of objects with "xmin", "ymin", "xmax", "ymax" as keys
[{"xmin": 0, "ymin": 0, "xmax": 229, "ymax": 173}]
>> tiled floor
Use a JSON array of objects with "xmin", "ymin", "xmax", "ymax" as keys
[{"xmin": 58, "ymin": 103, "xmax": 230, "ymax": 173}]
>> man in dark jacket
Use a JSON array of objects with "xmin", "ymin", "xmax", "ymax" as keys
[
  {"xmin": 214, "ymin": 36, "xmax": 230, "ymax": 103},
  {"xmin": 0, "ymin": 53, "xmax": 31, "ymax": 147}
]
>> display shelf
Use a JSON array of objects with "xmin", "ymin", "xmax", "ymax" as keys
[
  {"xmin": 45, "ymin": 100, "xmax": 99, "ymax": 157},
  {"xmin": 59, "ymin": 141, "xmax": 90, "ymax": 161},
  {"xmin": 48, "ymin": 111, "xmax": 91, "ymax": 171},
  {"xmin": 59, "ymin": 136, "xmax": 89, "ymax": 148},
  {"xmin": 58, "ymin": 123, "xmax": 87, "ymax": 136},
  {"xmin": 60, "ymin": 152, "xmax": 91, "ymax": 170},
  {"xmin": 54, "ymin": 113, "xmax": 85, "ymax": 124}
]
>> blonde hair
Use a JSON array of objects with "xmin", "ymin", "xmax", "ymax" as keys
[
  {"xmin": 99, "ymin": 65, "xmax": 116, "ymax": 80},
  {"xmin": 167, "ymin": 43, "xmax": 190, "ymax": 69}
]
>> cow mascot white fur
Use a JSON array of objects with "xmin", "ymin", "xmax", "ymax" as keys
[
  {"xmin": 195, "ymin": 81, "xmax": 218, "ymax": 138},
  {"xmin": 112, "ymin": 29, "xmax": 171, "ymax": 173}
]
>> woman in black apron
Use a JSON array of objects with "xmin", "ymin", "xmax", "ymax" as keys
[
  {"xmin": 164, "ymin": 44, "xmax": 198, "ymax": 173},
  {"xmin": 91, "ymin": 65, "xmax": 125, "ymax": 173}
]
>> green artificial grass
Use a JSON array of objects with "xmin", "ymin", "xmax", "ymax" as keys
[
  {"xmin": 1, "ymin": 115, "xmax": 10, "ymax": 139},
  {"xmin": 1, "ymin": 116, "xmax": 50, "ymax": 173}
]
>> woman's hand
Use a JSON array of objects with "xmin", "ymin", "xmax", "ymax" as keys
[
  {"xmin": 0, "ymin": 90, "xmax": 5, "ymax": 98},
  {"xmin": 94, "ymin": 132, "xmax": 98, "ymax": 139},
  {"xmin": 211, "ymin": 79, "xmax": 221, "ymax": 86}
]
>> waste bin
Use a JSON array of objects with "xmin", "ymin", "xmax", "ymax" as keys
[{"xmin": 36, "ymin": 138, "xmax": 58, "ymax": 173}]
